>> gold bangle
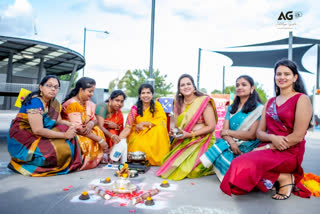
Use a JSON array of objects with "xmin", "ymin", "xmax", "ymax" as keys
[
  {"xmin": 98, "ymin": 138, "xmax": 104, "ymax": 144},
  {"xmin": 191, "ymin": 131, "xmax": 195, "ymax": 138}
]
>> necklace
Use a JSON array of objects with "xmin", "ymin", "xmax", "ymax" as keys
[
  {"xmin": 39, "ymin": 97, "xmax": 49, "ymax": 112},
  {"xmin": 184, "ymin": 97, "xmax": 196, "ymax": 106},
  {"xmin": 75, "ymin": 96, "xmax": 87, "ymax": 122}
]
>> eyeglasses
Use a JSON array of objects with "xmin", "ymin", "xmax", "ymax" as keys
[{"xmin": 44, "ymin": 84, "xmax": 60, "ymax": 90}]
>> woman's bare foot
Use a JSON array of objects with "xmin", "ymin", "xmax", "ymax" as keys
[{"xmin": 272, "ymin": 173, "xmax": 294, "ymax": 200}]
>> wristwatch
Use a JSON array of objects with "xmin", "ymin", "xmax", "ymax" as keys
[{"xmin": 265, "ymin": 144, "xmax": 270, "ymax": 149}]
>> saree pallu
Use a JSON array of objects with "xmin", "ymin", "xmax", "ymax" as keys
[
  {"xmin": 95, "ymin": 102, "xmax": 124, "ymax": 148},
  {"xmin": 220, "ymin": 93, "xmax": 311, "ymax": 198},
  {"xmin": 126, "ymin": 102, "xmax": 170, "ymax": 166},
  {"xmin": 202, "ymin": 103, "xmax": 263, "ymax": 181},
  {"xmin": 156, "ymin": 96, "xmax": 218, "ymax": 181},
  {"xmin": 7, "ymin": 97, "xmax": 82, "ymax": 176},
  {"xmin": 62, "ymin": 98, "xmax": 104, "ymax": 170}
]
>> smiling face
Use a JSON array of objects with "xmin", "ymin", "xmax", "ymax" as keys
[
  {"xmin": 179, "ymin": 77, "xmax": 195, "ymax": 97},
  {"xmin": 79, "ymin": 85, "xmax": 95, "ymax": 102},
  {"xmin": 39, "ymin": 78, "xmax": 60, "ymax": 100},
  {"xmin": 275, "ymin": 65, "xmax": 298, "ymax": 90},
  {"xmin": 235, "ymin": 77, "xmax": 253, "ymax": 98},
  {"xmin": 109, "ymin": 95, "xmax": 125, "ymax": 111},
  {"xmin": 139, "ymin": 88, "xmax": 153, "ymax": 104}
]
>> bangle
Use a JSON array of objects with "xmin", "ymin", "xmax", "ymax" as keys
[
  {"xmin": 191, "ymin": 131, "xmax": 195, "ymax": 138},
  {"xmin": 98, "ymin": 138, "xmax": 104, "ymax": 144},
  {"xmin": 110, "ymin": 134, "xmax": 116, "ymax": 139}
]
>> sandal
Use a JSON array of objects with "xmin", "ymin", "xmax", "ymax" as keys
[{"xmin": 272, "ymin": 174, "xmax": 295, "ymax": 200}]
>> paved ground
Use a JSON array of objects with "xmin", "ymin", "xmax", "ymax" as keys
[{"xmin": 0, "ymin": 112, "xmax": 319, "ymax": 214}]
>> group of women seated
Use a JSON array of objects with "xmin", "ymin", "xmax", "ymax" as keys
[{"xmin": 7, "ymin": 59, "xmax": 313, "ymax": 199}]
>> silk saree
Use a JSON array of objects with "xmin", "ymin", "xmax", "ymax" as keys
[
  {"xmin": 62, "ymin": 98, "xmax": 104, "ymax": 170},
  {"xmin": 7, "ymin": 97, "xmax": 82, "ymax": 176},
  {"xmin": 156, "ymin": 96, "xmax": 218, "ymax": 180}
]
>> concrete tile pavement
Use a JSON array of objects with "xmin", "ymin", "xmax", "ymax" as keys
[{"xmin": 0, "ymin": 112, "xmax": 320, "ymax": 214}]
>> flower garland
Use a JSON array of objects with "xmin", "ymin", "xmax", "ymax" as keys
[{"xmin": 301, "ymin": 173, "xmax": 320, "ymax": 197}]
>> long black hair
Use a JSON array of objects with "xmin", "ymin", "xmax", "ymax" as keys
[
  {"xmin": 136, "ymin": 83, "xmax": 155, "ymax": 117},
  {"xmin": 63, "ymin": 77, "xmax": 96, "ymax": 103},
  {"xmin": 175, "ymin": 74, "xmax": 205, "ymax": 115},
  {"xmin": 230, "ymin": 75, "xmax": 262, "ymax": 114},
  {"xmin": 105, "ymin": 90, "xmax": 127, "ymax": 102},
  {"xmin": 22, "ymin": 75, "xmax": 60, "ymax": 106},
  {"xmin": 274, "ymin": 59, "xmax": 307, "ymax": 96}
]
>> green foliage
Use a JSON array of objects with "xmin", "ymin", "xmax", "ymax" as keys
[
  {"xmin": 211, "ymin": 89, "xmax": 222, "ymax": 94},
  {"xmin": 255, "ymin": 83, "xmax": 268, "ymax": 104},
  {"xmin": 57, "ymin": 72, "xmax": 78, "ymax": 88},
  {"xmin": 200, "ymin": 88, "xmax": 207, "ymax": 93},
  {"xmin": 109, "ymin": 69, "xmax": 173, "ymax": 98},
  {"xmin": 224, "ymin": 86, "xmax": 235, "ymax": 94}
]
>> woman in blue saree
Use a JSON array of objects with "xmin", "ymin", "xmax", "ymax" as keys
[
  {"xmin": 200, "ymin": 75, "xmax": 263, "ymax": 181},
  {"xmin": 7, "ymin": 75, "xmax": 82, "ymax": 176}
]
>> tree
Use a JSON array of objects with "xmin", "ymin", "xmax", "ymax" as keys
[
  {"xmin": 224, "ymin": 86, "xmax": 235, "ymax": 94},
  {"xmin": 223, "ymin": 84, "xmax": 268, "ymax": 104},
  {"xmin": 255, "ymin": 83, "xmax": 268, "ymax": 104},
  {"xmin": 58, "ymin": 72, "xmax": 78, "ymax": 88},
  {"xmin": 200, "ymin": 88, "xmax": 207, "ymax": 93},
  {"xmin": 109, "ymin": 69, "xmax": 173, "ymax": 98},
  {"xmin": 211, "ymin": 89, "xmax": 222, "ymax": 94}
]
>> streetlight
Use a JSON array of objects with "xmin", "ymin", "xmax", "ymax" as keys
[
  {"xmin": 148, "ymin": 0, "xmax": 156, "ymax": 87},
  {"xmin": 83, "ymin": 27, "xmax": 109, "ymax": 77}
]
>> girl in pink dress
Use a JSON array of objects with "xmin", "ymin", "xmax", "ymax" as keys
[{"xmin": 220, "ymin": 59, "xmax": 312, "ymax": 199}]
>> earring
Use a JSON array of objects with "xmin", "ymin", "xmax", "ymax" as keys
[
  {"xmin": 179, "ymin": 93, "xmax": 182, "ymax": 96},
  {"xmin": 194, "ymin": 90, "xmax": 196, "ymax": 94},
  {"xmin": 40, "ymin": 91, "xmax": 43, "ymax": 96}
]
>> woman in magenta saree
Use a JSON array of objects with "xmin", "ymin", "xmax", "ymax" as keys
[
  {"xmin": 220, "ymin": 59, "xmax": 312, "ymax": 199},
  {"xmin": 156, "ymin": 74, "xmax": 218, "ymax": 180}
]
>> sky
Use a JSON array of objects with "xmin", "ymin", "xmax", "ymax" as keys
[{"xmin": 1, "ymin": 0, "xmax": 320, "ymax": 98}]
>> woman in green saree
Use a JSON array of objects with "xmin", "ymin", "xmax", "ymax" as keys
[{"xmin": 156, "ymin": 74, "xmax": 218, "ymax": 180}]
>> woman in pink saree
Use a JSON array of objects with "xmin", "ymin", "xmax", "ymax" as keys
[
  {"xmin": 156, "ymin": 74, "xmax": 218, "ymax": 180},
  {"xmin": 220, "ymin": 59, "xmax": 312, "ymax": 199}
]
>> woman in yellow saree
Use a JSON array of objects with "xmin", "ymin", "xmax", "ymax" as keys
[
  {"xmin": 119, "ymin": 83, "xmax": 170, "ymax": 166},
  {"xmin": 156, "ymin": 74, "xmax": 218, "ymax": 180}
]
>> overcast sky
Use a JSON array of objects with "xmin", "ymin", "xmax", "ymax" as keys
[{"xmin": 1, "ymin": 0, "xmax": 319, "ymax": 97}]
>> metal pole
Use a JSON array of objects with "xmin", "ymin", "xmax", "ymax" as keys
[
  {"xmin": 317, "ymin": 44, "xmax": 320, "ymax": 89},
  {"xmin": 288, "ymin": 31, "xmax": 293, "ymax": 60},
  {"xmin": 197, "ymin": 48, "xmax": 202, "ymax": 89},
  {"xmin": 148, "ymin": 0, "xmax": 156, "ymax": 87},
  {"xmin": 222, "ymin": 66, "xmax": 225, "ymax": 94},
  {"xmin": 5, "ymin": 52, "xmax": 13, "ymax": 109},
  {"xmin": 37, "ymin": 57, "xmax": 44, "ymax": 83},
  {"xmin": 67, "ymin": 63, "xmax": 79, "ymax": 94},
  {"xmin": 83, "ymin": 27, "xmax": 86, "ymax": 77}
]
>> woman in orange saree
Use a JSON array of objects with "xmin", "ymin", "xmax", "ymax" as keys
[
  {"xmin": 62, "ymin": 77, "xmax": 108, "ymax": 170},
  {"xmin": 96, "ymin": 90, "xmax": 126, "ymax": 151},
  {"xmin": 156, "ymin": 74, "xmax": 218, "ymax": 180}
]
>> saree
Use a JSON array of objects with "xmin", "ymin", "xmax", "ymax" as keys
[
  {"xmin": 95, "ymin": 102, "xmax": 124, "ymax": 148},
  {"xmin": 62, "ymin": 98, "xmax": 104, "ymax": 170},
  {"xmin": 201, "ymin": 103, "xmax": 263, "ymax": 181},
  {"xmin": 126, "ymin": 101, "xmax": 170, "ymax": 166},
  {"xmin": 220, "ymin": 93, "xmax": 311, "ymax": 198},
  {"xmin": 156, "ymin": 96, "xmax": 218, "ymax": 181},
  {"xmin": 7, "ymin": 97, "xmax": 82, "ymax": 176}
]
